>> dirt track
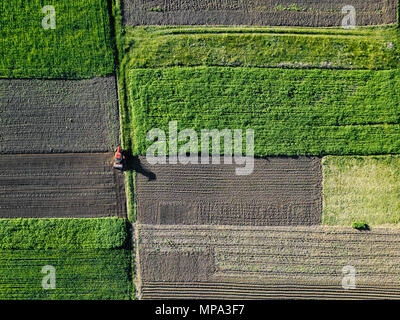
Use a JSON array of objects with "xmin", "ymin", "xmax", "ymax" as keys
[
  {"xmin": 137, "ymin": 224, "xmax": 400, "ymax": 299},
  {"xmin": 123, "ymin": 0, "xmax": 397, "ymax": 27},
  {"xmin": 0, "ymin": 77, "xmax": 120, "ymax": 154},
  {"xmin": 136, "ymin": 156, "xmax": 322, "ymax": 226},
  {"xmin": 0, "ymin": 153, "xmax": 125, "ymax": 218}
]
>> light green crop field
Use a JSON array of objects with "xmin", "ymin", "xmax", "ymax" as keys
[
  {"xmin": 322, "ymin": 155, "xmax": 400, "ymax": 227},
  {"xmin": 0, "ymin": 219, "xmax": 132, "ymax": 300},
  {"xmin": 0, "ymin": 0, "xmax": 114, "ymax": 78},
  {"xmin": 128, "ymin": 66, "xmax": 400, "ymax": 156},
  {"xmin": 124, "ymin": 26, "xmax": 400, "ymax": 70}
]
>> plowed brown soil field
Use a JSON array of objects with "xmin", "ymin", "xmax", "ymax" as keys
[
  {"xmin": 123, "ymin": 0, "xmax": 397, "ymax": 27},
  {"xmin": 0, "ymin": 77, "xmax": 120, "ymax": 154},
  {"xmin": 136, "ymin": 156, "xmax": 322, "ymax": 226},
  {"xmin": 0, "ymin": 153, "xmax": 126, "ymax": 218},
  {"xmin": 136, "ymin": 224, "xmax": 400, "ymax": 299}
]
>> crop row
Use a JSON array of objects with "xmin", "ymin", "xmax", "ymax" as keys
[
  {"xmin": 129, "ymin": 66, "xmax": 400, "ymax": 157},
  {"xmin": 128, "ymin": 0, "xmax": 394, "ymax": 12},
  {"xmin": 0, "ymin": 249, "xmax": 131, "ymax": 300},
  {"xmin": 140, "ymin": 281, "xmax": 400, "ymax": 300},
  {"xmin": 0, "ymin": 218, "xmax": 128, "ymax": 250}
]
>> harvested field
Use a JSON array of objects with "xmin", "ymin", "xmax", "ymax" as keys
[
  {"xmin": 130, "ymin": 67, "xmax": 400, "ymax": 157},
  {"xmin": 123, "ymin": 0, "xmax": 397, "ymax": 27},
  {"xmin": 136, "ymin": 224, "xmax": 400, "ymax": 299},
  {"xmin": 0, "ymin": 153, "xmax": 126, "ymax": 219},
  {"xmin": 0, "ymin": 77, "xmax": 120, "ymax": 154},
  {"xmin": 322, "ymin": 155, "xmax": 400, "ymax": 227},
  {"xmin": 136, "ymin": 156, "xmax": 322, "ymax": 226}
]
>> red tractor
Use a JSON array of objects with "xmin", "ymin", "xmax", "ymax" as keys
[{"xmin": 113, "ymin": 146, "xmax": 124, "ymax": 170}]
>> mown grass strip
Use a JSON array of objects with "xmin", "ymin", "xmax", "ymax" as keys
[
  {"xmin": 0, "ymin": 0, "xmax": 114, "ymax": 78},
  {"xmin": 129, "ymin": 66, "xmax": 400, "ymax": 157},
  {"xmin": 322, "ymin": 155, "xmax": 400, "ymax": 227},
  {"xmin": 125, "ymin": 26, "xmax": 400, "ymax": 70}
]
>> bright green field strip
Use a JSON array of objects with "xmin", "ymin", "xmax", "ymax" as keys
[
  {"xmin": 0, "ymin": 0, "xmax": 114, "ymax": 78},
  {"xmin": 129, "ymin": 66, "xmax": 400, "ymax": 156},
  {"xmin": 0, "ymin": 218, "xmax": 128, "ymax": 250},
  {"xmin": 0, "ymin": 219, "xmax": 132, "ymax": 300},
  {"xmin": 323, "ymin": 155, "xmax": 400, "ymax": 227},
  {"xmin": 124, "ymin": 26, "xmax": 400, "ymax": 70},
  {"xmin": 0, "ymin": 249, "xmax": 131, "ymax": 300}
]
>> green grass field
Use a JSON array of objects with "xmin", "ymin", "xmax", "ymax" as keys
[
  {"xmin": 323, "ymin": 156, "xmax": 400, "ymax": 227},
  {"xmin": 129, "ymin": 66, "xmax": 400, "ymax": 156},
  {"xmin": 0, "ymin": 219, "xmax": 132, "ymax": 300},
  {"xmin": 124, "ymin": 26, "xmax": 400, "ymax": 70},
  {"xmin": 0, "ymin": 0, "xmax": 114, "ymax": 78}
]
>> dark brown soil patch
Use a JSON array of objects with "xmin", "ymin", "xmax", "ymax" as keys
[
  {"xmin": 135, "ymin": 156, "xmax": 322, "ymax": 226},
  {"xmin": 0, "ymin": 77, "xmax": 120, "ymax": 154},
  {"xmin": 0, "ymin": 153, "xmax": 126, "ymax": 218},
  {"xmin": 140, "ymin": 248, "xmax": 215, "ymax": 282},
  {"xmin": 123, "ymin": 0, "xmax": 397, "ymax": 27}
]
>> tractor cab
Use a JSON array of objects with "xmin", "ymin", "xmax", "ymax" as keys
[{"xmin": 113, "ymin": 146, "xmax": 124, "ymax": 170}]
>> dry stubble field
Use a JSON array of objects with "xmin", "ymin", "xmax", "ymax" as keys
[
  {"xmin": 123, "ymin": 0, "xmax": 397, "ymax": 27},
  {"xmin": 136, "ymin": 156, "xmax": 322, "ymax": 226},
  {"xmin": 136, "ymin": 224, "xmax": 400, "ymax": 299},
  {"xmin": 0, "ymin": 77, "xmax": 120, "ymax": 154},
  {"xmin": 0, "ymin": 153, "xmax": 126, "ymax": 218}
]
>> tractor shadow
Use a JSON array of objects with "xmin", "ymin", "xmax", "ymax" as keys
[{"xmin": 122, "ymin": 151, "xmax": 156, "ymax": 181}]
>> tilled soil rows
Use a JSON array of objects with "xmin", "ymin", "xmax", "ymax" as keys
[
  {"xmin": 136, "ymin": 156, "xmax": 322, "ymax": 226},
  {"xmin": 0, "ymin": 153, "xmax": 126, "ymax": 218},
  {"xmin": 0, "ymin": 77, "xmax": 120, "ymax": 154},
  {"xmin": 136, "ymin": 224, "xmax": 400, "ymax": 299},
  {"xmin": 123, "ymin": 0, "xmax": 397, "ymax": 27}
]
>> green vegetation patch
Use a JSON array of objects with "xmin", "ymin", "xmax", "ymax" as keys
[
  {"xmin": 124, "ymin": 26, "xmax": 400, "ymax": 70},
  {"xmin": 0, "ymin": 0, "xmax": 114, "ymax": 78},
  {"xmin": 0, "ymin": 218, "xmax": 128, "ymax": 250},
  {"xmin": 0, "ymin": 218, "xmax": 131, "ymax": 300},
  {"xmin": 129, "ymin": 66, "xmax": 400, "ymax": 156},
  {"xmin": 323, "ymin": 155, "xmax": 400, "ymax": 227},
  {"xmin": 0, "ymin": 249, "xmax": 131, "ymax": 300},
  {"xmin": 352, "ymin": 221, "xmax": 371, "ymax": 231}
]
